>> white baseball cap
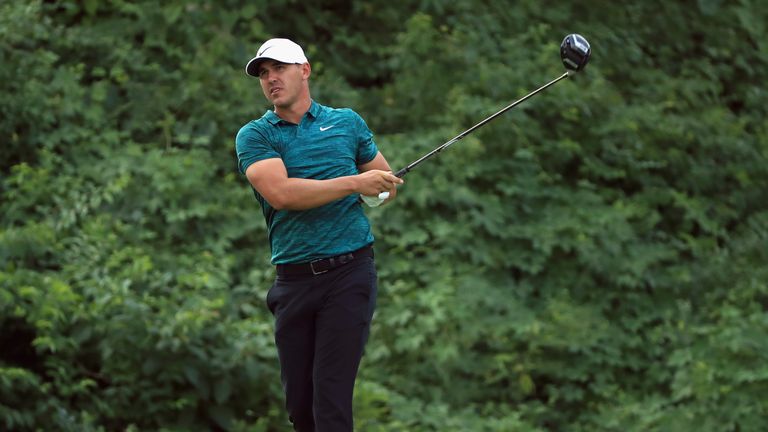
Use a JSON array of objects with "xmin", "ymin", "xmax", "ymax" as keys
[{"xmin": 245, "ymin": 38, "xmax": 309, "ymax": 77}]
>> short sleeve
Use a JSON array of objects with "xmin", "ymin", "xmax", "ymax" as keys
[
  {"xmin": 353, "ymin": 111, "xmax": 379, "ymax": 165},
  {"xmin": 235, "ymin": 123, "xmax": 281, "ymax": 174}
]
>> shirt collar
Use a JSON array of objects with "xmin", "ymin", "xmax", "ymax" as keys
[
  {"xmin": 263, "ymin": 100, "xmax": 321, "ymax": 126},
  {"xmin": 307, "ymin": 100, "xmax": 322, "ymax": 119}
]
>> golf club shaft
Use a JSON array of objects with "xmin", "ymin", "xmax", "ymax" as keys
[{"xmin": 393, "ymin": 71, "xmax": 571, "ymax": 178}]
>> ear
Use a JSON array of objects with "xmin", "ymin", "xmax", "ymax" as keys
[{"xmin": 301, "ymin": 62, "xmax": 311, "ymax": 80}]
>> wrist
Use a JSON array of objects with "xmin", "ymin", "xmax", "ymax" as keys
[{"xmin": 344, "ymin": 174, "xmax": 362, "ymax": 194}]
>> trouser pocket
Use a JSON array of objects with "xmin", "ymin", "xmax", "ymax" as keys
[{"xmin": 265, "ymin": 280, "xmax": 278, "ymax": 315}]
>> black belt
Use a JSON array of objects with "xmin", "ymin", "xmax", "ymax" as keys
[{"xmin": 276, "ymin": 245, "xmax": 373, "ymax": 276}]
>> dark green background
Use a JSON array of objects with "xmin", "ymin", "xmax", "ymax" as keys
[{"xmin": 2, "ymin": 1, "xmax": 767, "ymax": 430}]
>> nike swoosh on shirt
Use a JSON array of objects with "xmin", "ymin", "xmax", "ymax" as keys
[{"xmin": 319, "ymin": 125, "xmax": 335, "ymax": 131}]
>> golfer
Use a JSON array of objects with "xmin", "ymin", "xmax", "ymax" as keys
[{"xmin": 235, "ymin": 38, "xmax": 402, "ymax": 431}]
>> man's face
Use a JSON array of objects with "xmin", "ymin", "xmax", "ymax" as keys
[{"xmin": 257, "ymin": 60, "xmax": 308, "ymax": 109}]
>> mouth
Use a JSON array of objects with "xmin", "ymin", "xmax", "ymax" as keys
[{"xmin": 270, "ymin": 87, "xmax": 282, "ymax": 97}]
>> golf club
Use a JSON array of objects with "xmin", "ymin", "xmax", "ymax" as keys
[{"xmin": 361, "ymin": 33, "xmax": 591, "ymax": 207}]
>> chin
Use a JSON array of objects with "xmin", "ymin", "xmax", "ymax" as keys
[{"xmin": 273, "ymin": 99, "xmax": 292, "ymax": 109}]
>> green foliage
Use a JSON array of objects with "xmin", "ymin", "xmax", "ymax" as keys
[{"xmin": 2, "ymin": 0, "xmax": 767, "ymax": 430}]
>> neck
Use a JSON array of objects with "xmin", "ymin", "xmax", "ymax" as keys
[{"xmin": 274, "ymin": 95, "xmax": 312, "ymax": 124}]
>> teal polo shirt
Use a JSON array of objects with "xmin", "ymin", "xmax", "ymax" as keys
[{"xmin": 235, "ymin": 101, "xmax": 379, "ymax": 264}]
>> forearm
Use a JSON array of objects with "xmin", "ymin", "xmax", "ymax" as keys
[
  {"xmin": 273, "ymin": 175, "xmax": 359, "ymax": 210},
  {"xmin": 245, "ymin": 158, "xmax": 400, "ymax": 211}
]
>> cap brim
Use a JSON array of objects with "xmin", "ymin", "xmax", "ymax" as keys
[
  {"xmin": 245, "ymin": 57, "xmax": 266, "ymax": 77},
  {"xmin": 245, "ymin": 57, "xmax": 308, "ymax": 77}
]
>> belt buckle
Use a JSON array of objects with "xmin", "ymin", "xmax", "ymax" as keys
[{"xmin": 310, "ymin": 259, "xmax": 327, "ymax": 275}]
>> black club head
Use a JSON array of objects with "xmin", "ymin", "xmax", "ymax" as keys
[{"xmin": 560, "ymin": 34, "xmax": 591, "ymax": 72}]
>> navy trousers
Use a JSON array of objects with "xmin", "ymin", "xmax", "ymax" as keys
[{"xmin": 266, "ymin": 251, "xmax": 377, "ymax": 432}]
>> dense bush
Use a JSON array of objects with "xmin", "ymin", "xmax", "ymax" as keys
[{"xmin": 2, "ymin": 1, "xmax": 767, "ymax": 430}]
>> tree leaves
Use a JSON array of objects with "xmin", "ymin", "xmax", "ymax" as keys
[{"xmin": 2, "ymin": 0, "xmax": 767, "ymax": 430}]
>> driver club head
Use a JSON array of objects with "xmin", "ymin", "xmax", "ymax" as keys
[{"xmin": 560, "ymin": 34, "xmax": 591, "ymax": 72}]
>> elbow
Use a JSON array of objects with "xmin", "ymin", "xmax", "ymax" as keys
[
  {"xmin": 259, "ymin": 182, "xmax": 304, "ymax": 210},
  {"xmin": 265, "ymin": 191, "xmax": 296, "ymax": 211},
  {"xmin": 267, "ymin": 195, "xmax": 289, "ymax": 211}
]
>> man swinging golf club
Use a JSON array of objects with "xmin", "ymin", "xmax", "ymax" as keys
[{"xmin": 235, "ymin": 38, "xmax": 402, "ymax": 431}]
